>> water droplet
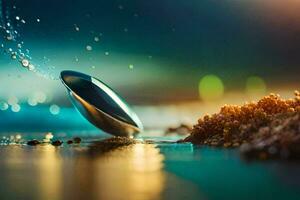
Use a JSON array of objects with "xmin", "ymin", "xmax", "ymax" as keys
[
  {"xmin": 15, "ymin": 16, "xmax": 20, "ymax": 20},
  {"xmin": 86, "ymin": 45, "xmax": 92, "ymax": 51},
  {"xmin": 28, "ymin": 64, "xmax": 35, "ymax": 71},
  {"xmin": 11, "ymin": 52, "xmax": 17, "ymax": 59},
  {"xmin": 6, "ymin": 35, "xmax": 13, "ymax": 40},
  {"xmin": 94, "ymin": 36, "xmax": 99, "ymax": 42},
  {"xmin": 21, "ymin": 19, "xmax": 26, "ymax": 24},
  {"xmin": 37, "ymin": 18, "xmax": 40, "ymax": 22},
  {"xmin": 21, "ymin": 59, "xmax": 29, "ymax": 67},
  {"xmin": 74, "ymin": 24, "xmax": 80, "ymax": 31}
]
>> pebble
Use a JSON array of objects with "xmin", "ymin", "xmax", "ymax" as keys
[
  {"xmin": 73, "ymin": 137, "xmax": 81, "ymax": 144},
  {"xmin": 51, "ymin": 140, "xmax": 63, "ymax": 146},
  {"xmin": 67, "ymin": 140, "xmax": 73, "ymax": 144},
  {"xmin": 27, "ymin": 140, "xmax": 40, "ymax": 146}
]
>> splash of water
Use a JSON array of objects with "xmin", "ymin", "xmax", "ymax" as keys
[{"xmin": 0, "ymin": 0, "xmax": 57, "ymax": 80}]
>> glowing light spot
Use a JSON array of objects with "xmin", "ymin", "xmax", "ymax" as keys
[
  {"xmin": 15, "ymin": 134, "xmax": 22, "ymax": 141},
  {"xmin": 74, "ymin": 24, "xmax": 80, "ymax": 31},
  {"xmin": 11, "ymin": 104, "xmax": 21, "ymax": 112},
  {"xmin": 27, "ymin": 97, "xmax": 38, "ymax": 106},
  {"xmin": 94, "ymin": 36, "xmax": 99, "ymax": 42},
  {"xmin": 0, "ymin": 101, "xmax": 9, "ymax": 111},
  {"xmin": 37, "ymin": 18, "xmax": 40, "ymax": 22},
  {"xmin": 21, "ymin": 59, "xmax": 29, "ymax": 67},
  {"xmin": 34, "ymin": 92, "xmax": 47, "ymax": 103},
  {"xmin": 246, "ymin": 76, "xmax": 267, "ymax": 95},
  {"xmin": 44, "ymin": 132, "xmax": 54, "ymax": 142},
  {"xmin": 129, "ymin": 64, "xmax": 134, "ymax": 69},
  {"xmin": 199, "ymin": 75, "xmax": 224, "ymax": 101},
  {"xmin": 15, "ymin": 16, "xmax": 20, "ymax": 20},
  {"xmin": 105, "ymin": 51, "xmax": 109, "ymax": 55},
  {"xmin": 49, "ymin": 104, "xmax": 60, "ymax": 115},
  {"xmin": 86, "ymin": 45, "xmax": 92, "ymax": 51},
  {"xmin": 8, "ymin": 96, "xmax": 18, "ymax": 105}
]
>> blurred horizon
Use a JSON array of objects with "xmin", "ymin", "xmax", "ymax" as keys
[{"xmin": 1, "ymin": 0, "xmax": 300, "ymax": 105}]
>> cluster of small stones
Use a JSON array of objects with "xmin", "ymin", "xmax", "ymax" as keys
[
  {"xmin": 27, "ymin": 137, "xmax": 82, "ymax": 146},
  {"xmin": 183, "ymin": 91, "xmax": 300, "ymax": 160}
]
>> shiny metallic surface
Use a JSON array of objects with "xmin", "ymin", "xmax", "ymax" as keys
[{"xmin": 60, "ymin": 70, "xmax": 143, "ymax": 137}]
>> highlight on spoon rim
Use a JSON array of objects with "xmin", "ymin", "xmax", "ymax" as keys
[{"xmin": 60, "ymin": 70, "xmax": 143, "ymax": 131}]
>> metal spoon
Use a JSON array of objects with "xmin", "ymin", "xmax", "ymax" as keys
[{"xmin": 60, "ymin": 70, "xmax": 143, "ymax": 137}]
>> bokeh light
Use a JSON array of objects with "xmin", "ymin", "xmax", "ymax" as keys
[
  {"xmin": 11, "ymin": 104, "xmax": 21, "ymax": 112},
  {"xmin": 0, "ymin": 101, "xmax": 9, "ymax": 111},
  {"xmin": 245, "ymin": 76, "xmax": 267, "ymax": 96},
  {"xmin": 49, "ymin": 104, "xmax": 60, "ymax": 115},
  {"xmin": 199, "ymin": 75, "xmax": 224, "ymax": 101}
]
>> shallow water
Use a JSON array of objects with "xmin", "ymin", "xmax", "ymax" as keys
[{"xmin": 0, "ymin": 135, "xmax": 300, "ymax": 200}]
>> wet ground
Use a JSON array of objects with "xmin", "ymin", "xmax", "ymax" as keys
[{"xmin": 0, "ymin": 134, "xmax": 300, "ymax": 200}]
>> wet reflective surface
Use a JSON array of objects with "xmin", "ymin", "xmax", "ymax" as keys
[{"xmin": 0, "ymin": 135, "xmax": 300, "ymax": 200}]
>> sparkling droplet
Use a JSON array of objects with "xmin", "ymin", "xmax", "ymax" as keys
[
  {"xmin": 28, "ymin": 64, "xmax": 35, "ymax": 71},
  {"xmin": 37, "ymin": 18, "xmax": 40, "ymax": 22},
  {"xmin": 21, "ymin": 59, "xmax": 29, "ymax": 67},
  {"xmin": 21, "ymin": 19, "xmax": 26, "ymax": 24},
  {"xmin": 86, "ymin": 45, "xmax": 92, "ymax": 51},
  {"xmin": 94, "ymin": 36, "xmax": 99, "ymax": 42},
  {"xmin": 15, "ymin": 16, "xmax": 20, "ymax": 20},
  {"xmin": 74, "ymin": 24, "xmax": 80, "ymax": 31},
  {"xmin": 6, "ymin": 35, "xmax": 13, "ymax": 40},
  {"xmin": 11, "ymin": 52, "xmax": 17, "ymax": 59}
]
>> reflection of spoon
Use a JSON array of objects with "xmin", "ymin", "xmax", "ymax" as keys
[{"xmin": 60, "ymin": 70, "xmax": 143, "ymax": 137}]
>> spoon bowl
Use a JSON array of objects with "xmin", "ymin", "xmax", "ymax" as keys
[{"xmin": 60, "ymin": 70, "xmax": 143, "ymax": 137}]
